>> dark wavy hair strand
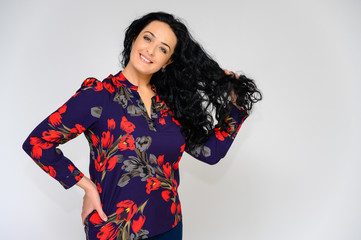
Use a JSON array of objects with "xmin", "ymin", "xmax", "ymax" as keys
[{"xmin": 121, "ymin": 12, "xmax": 262, "ymax": 151}]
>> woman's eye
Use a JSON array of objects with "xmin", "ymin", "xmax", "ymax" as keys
[
  {"xmin": 160, "ymin": 47, "xmax": 167, "ymax": 54},
  {"xmin": 144, "ymin": 36, "xmax": 151, "ymax": 42}
]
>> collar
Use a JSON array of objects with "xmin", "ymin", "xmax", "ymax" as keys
[
  {"xmin": 109, "ymin": 71, "xmax": 169, "ymax": 115},
  {"xmin": 111, "ymin": 71, "xmax": 139, "ymax": 91},
  {"xmin": 110, "ymin": 71, "xmax": 158, "ymax": 94}
]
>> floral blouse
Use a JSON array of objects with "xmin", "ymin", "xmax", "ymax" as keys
[{"xmin": 22, "ymin": 71, "xmax": 247, "ymax": 240}]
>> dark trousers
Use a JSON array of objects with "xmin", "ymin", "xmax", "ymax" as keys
[{"xmin": 147, "ymin": 221, "xmax": 183, "ymax": 240}]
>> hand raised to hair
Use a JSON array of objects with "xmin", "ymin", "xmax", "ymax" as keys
[{"xmin": 222, "ymin": 68, "xmax": 243, "ymax": 111}]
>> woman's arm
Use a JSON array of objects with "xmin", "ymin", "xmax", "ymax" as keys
[
  {"xmin": 22, "ymin": 78, "xmax": 106, "ymax": 188},
  {"xmin": 77, "ymin": 176, "xmax": 108, "ymax": 223},
  {"xmin": 186, "ymin": 102, "xmax": 247, "ymax": 165},
  {"xmin": 186, "ymin": 70, "xmax": 247, "ymax": 164},
  {"xmin": 22, "ymin": 78, "xmax": 109, "ymax": 223}
]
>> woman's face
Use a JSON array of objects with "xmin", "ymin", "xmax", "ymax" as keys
[{"xmin": 127, "ymin": 20, "xmax": 177, "ymax": 76}]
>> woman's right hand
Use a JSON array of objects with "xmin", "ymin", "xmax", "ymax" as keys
[{"xmin": 76, "ymin": 176, "xmax": 108, "ymax": 224}]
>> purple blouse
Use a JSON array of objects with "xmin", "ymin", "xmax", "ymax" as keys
[{"xmin": 22, "ymin": 71, "xmax": 247, "ymax": 240}]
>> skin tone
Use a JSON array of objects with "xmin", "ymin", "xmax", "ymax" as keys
[
  {"xmin": 76, "ymin": 20, "xmax": 177, "ymax": 224},
  {"xmin": 122, "ymin": 20, "xmax": 177, "ymax": 118},
  {"xmin": 76, "ymin": 20, "xmax": 241, "ymax": 225}
]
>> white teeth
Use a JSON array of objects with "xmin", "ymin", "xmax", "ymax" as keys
[{"xmin": 141, "ymin": 54, "xmax": 151, "ymax": 63}]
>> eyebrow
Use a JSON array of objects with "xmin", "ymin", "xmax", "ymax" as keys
[{"xmin": 144, "ymin": 31, "xmax": 172, "ymax": 51}]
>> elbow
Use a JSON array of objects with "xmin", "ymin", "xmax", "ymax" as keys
[
  {"xmin": 22, "ymin": 137, "xmax": 32, "ymax": 155},
  {"xmin": 204, "ymin": 156, "xmax": 223, "ymax": 165},
  {"xmin": 22, "ymin": 139, "xmax": 29, "ymax": 152}
]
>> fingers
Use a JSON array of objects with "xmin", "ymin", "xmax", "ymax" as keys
[
  {"xmin": 222, "ymin": 68, "xmax": 239, "ymax": 79},
  {"xmin": 80, "ymin": 182, "xmax": 108, "ymax": 225},
  {"xmin": 96, "ymin": 205, "xmax": 108, "ymax": 222},
  {"xmin": 222, "ymin": 68, "xmax": 232, "ymax": 75},
  {"xmin": 230, "ymin": 90, "xmax": 237, "ymax": 103}
]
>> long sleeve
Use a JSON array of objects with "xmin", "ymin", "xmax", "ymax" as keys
[
  {"xmin": 22, "ymin": 78, "xmax": 107, "ymax": 189},
  {"xmin": 186, "ymin": 104, "xmax": 248, "ymax": 165}
]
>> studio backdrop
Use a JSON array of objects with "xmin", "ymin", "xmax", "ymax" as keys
[{"xmin": 0, "ymin": 0, "xmax": 360, "ymax": 239}]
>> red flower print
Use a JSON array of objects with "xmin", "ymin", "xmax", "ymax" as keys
[
  {"xmin": 172, "ymin": 117, "xmax": 181, "ymax": 126},
  {"xmin": 112, "ymin": 74, "xmax": 126, "ymax": 88},
  {"xmin": 97, "ymin": 182, "xmax": 102, "ymax": 193},
  {"xmin": 97, "ymin": 222, "xmax": 119, "ymax": 240},
  {"xmin": 68, "ymin": 164, "xmax": 75, "ymax": 172},
  {"xmin": 146, "ymin": 177, "xmax": 161, "ymax": 194},
  {"xmin": 101, "ymin": 131, "xmax": 114, "ymax": 149},
  {"xmin": 42, "ymin": 130, "xmax": 63, "ymax": 143},
  {"xmin": 58, "ymin": 104, "xmax": 67, "ymax": 114},
  {"xmin": 48, "ymin": 112, "xmax": 62, "ymax": 126},
  {"xmin": 41, "ymin": 142, "xmax": 53, "ymax": 149},
  {"xmin": 120, "ymin": 116, "xmax": 135, "ymax": 134},
  {"xmin": 89, "ymin": 211, "xmax": 103, "ymax": 225},
  {"xmin": 118, "ymin": 135, "xmax": 135, "ymax": 151},
  {"xmin": 177, "ymin": 202, "xmax": 181, "ymax": 214},
  {"xmin": 157, "ymin": 155, "xmax": 164, "ymax": 166},
  {"xmin": 83, "ymin": 78, "xmax": 95, "ymax": 87},
  {"xmin": 159, "ymin": 118, "xmax": 166, "ymax": 125},
  {"xmin": 214, "ymin": 128, "xmax": 228, "ymax": 141},
  {"xmin": 171, "ymin": 202, "xmax": 176, "ymax": 214},
  {"xmin": 75, "ymin": 124, "xmax": 86, "ymax": 132},
  {"xmin": 94, "ymin": 81, "xmax": 103, "ymax": 91},
  {"xmin": 173, "ymin": 156, "xmax": 181, "ymax": 170},
  {"xmin": 91, "ymin": 134, "xmax": 99, "ymax": 147},
  {"xmin": 48, "ymin": 104, "xmax": 67, "ymax": 126},
  {"xmin": 172, "ymin": 217, "xmax": 180, "ymax": 228},
  {"xmin": 180, "ymin": 144, "xmax": 185, "ymax": 153},
  {"xmin": 48, "ymin": 166, "xmax": 56, "ymax": 177},
  {"xmin": 171, "ymin": 179, "xmax": 178, "ymax": 196},
  {"xmin": 163, "ymin": 162, "xmax": 171, "ymax": 179},
  {"xmin": 161, "ymin": 190, "xmax": 171, "ymax": 202},
  {"xmin": 32, "ymin": 145, "xmax": 42, "ymax": 159},
  {"xmin": 107, "ymin": 156, "xmax": 117, "ymax": 171},
  {"xmin": 95, "ymin": 153, "xmax": 108, "ymax": 172},
  {"xmin": 113, "ymin": 73, "xmax": 126, "ymax": 81},
  {"xmin": 103, "ymin": 82, "xmax": 115, "ymax": 94},
  {"xmin": 107, "ymin": 119, "xmax": 116, "ymax": 131},
  {"xmin": 72, "ymin": 91, "xmax": 80, "ymax": 98},
  {"xmin": 132, "ymin": 215, "xmax": 146, "ymax": 233},
  {"xmin": 75, "ymin": 172, "xmax": 84, "ymax": 181},
  {"xmin": 130, "ymin": 86, "xmax": 138, "ymax": 91},
  {"xmin": 30, "ymin": 137, "xmax": 53, "ymax": 159},
  {"xmin": 42, "ymin": 165, "xmax": 56, "ymax": 178},
  {"xmin": 30, "ymin": 137, "xmax": 42, "ymax": 146},
  {"xmin": 160, "ymin": 109, "xmax": 168, "ymax": 117},
  {"xmin": 66, "ymin": 124, "xmax": 85, "ymax": 139},
  {"xmin": 116, "ymin": 200, "xmax": 137, "ymax": 221}
]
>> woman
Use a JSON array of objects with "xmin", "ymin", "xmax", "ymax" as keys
[{"xmin": 22, "ymin": 12, "xmax": 261, "ymax": 240}]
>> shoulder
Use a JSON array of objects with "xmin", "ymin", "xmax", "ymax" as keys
[
  {"xmin": 75, "ymin": 74, "xmax": 118, "ymax": 96},
  {"xmin": 68, "ymin": 75, "xmax": 117, "ymax": 107}
]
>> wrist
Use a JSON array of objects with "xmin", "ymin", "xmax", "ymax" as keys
[{"xmin": 76, "ymin": 176, "xmax": 94, "ymax": 192}]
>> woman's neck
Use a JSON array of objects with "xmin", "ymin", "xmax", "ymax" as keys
[{"xmin": 122, "ymin": 66, "xmax": 152, "ymax": 89}]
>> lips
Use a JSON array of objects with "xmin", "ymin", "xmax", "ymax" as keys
[{"xmin": 139, "ymin": 54, "xmax": 152, "ymax": 64}]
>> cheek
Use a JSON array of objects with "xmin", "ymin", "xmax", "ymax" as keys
[{"xmin": 159, "ymin": 55, "xmax": 171, "ymax": 65}]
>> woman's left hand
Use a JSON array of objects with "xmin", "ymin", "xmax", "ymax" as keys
[
  {"xmin": 222, "ymin": 68, "xmax": 239, "ymax": 79},
  {"xmin": 222, "ymin": 69, "xmax": 243, "ymax": 110}
]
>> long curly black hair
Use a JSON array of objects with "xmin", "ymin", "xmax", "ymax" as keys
[{"xmin": 121, "ymin": 12, "xmax": 262, "ymax": 151}]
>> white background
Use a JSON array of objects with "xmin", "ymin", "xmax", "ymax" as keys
[{"xmin": 1, "ymin": 0, "xmax": 360, "ymax": 239}]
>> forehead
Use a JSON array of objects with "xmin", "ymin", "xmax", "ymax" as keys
[{"xmin": 141, "ymin": 21, "xmax": 177, "ymax": 48}]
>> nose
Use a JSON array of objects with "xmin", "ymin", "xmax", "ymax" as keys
[{"xmin": 147, "ymin": 44, "xmax": 156, "ymax": 56}]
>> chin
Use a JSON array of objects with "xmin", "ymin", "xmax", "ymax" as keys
[{"xmin": 134, "ymin": 65, "xmax": 160, "ymax": 76}]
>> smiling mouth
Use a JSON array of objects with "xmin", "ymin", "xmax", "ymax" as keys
[{"xmin": 140, "ymin": 54, "xmax": 152, "ymax": 63}]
